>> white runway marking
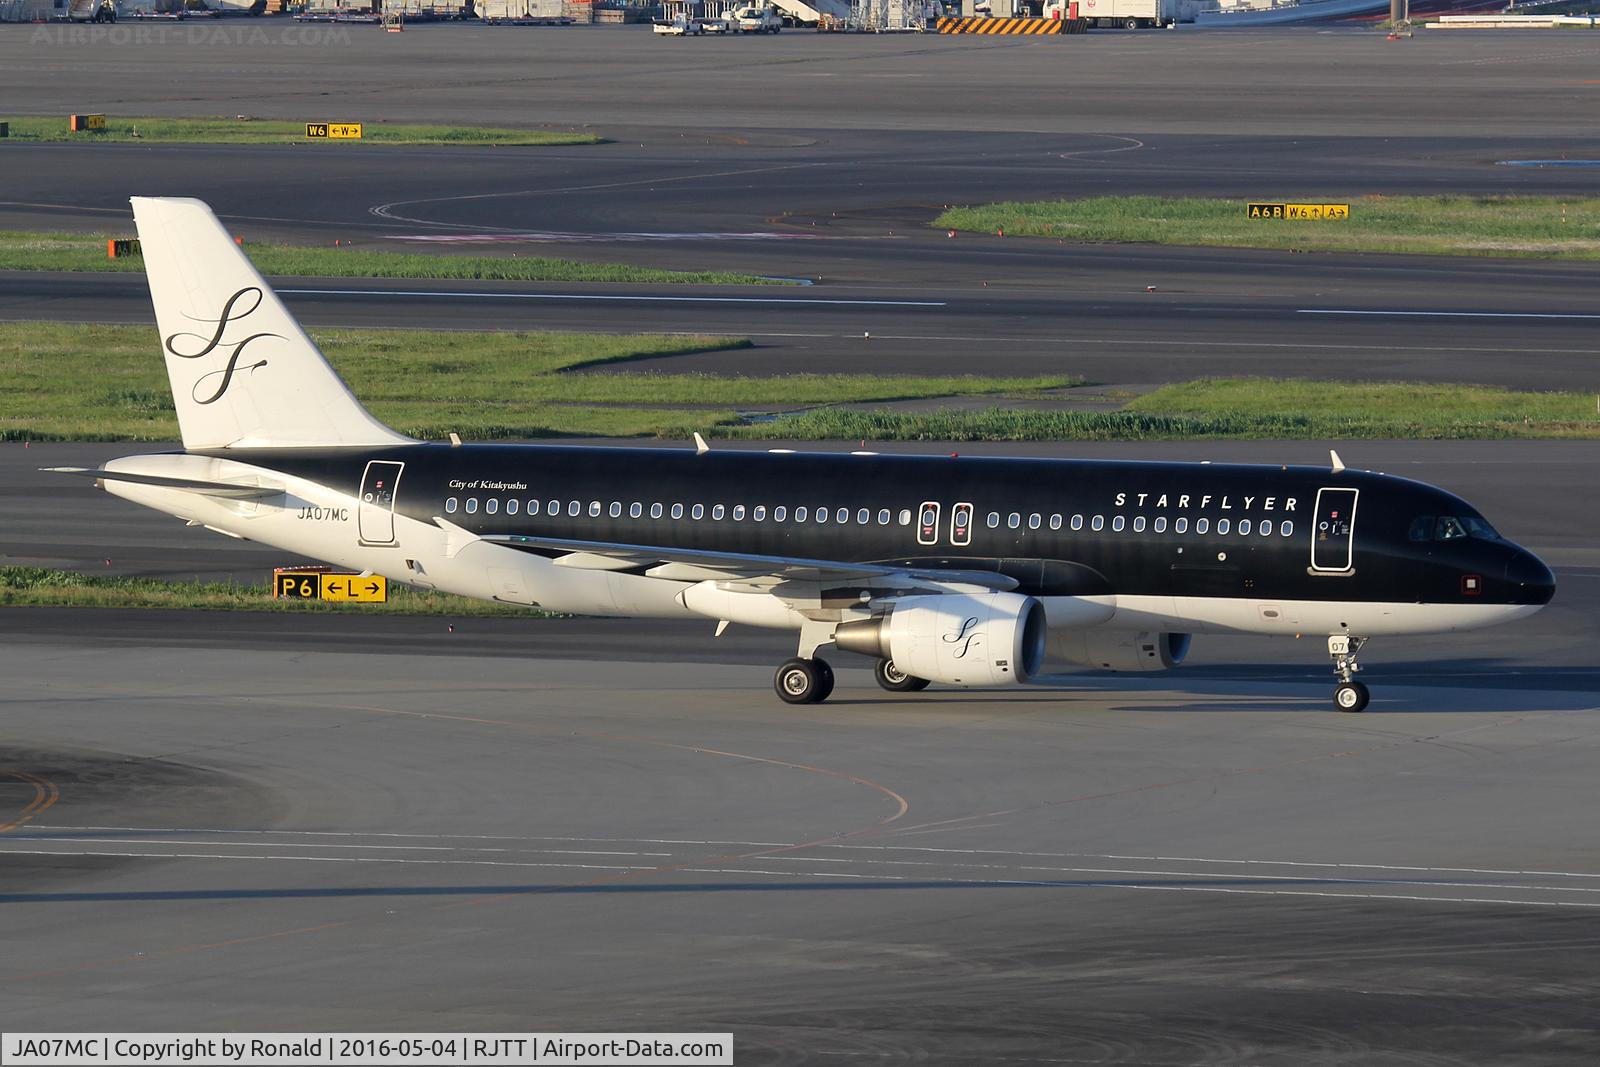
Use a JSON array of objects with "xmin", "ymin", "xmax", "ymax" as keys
[
  {"xmin": 1298, "ymin": 308, "xmax": 1600, "ymax": 321},
  {"xmin": 276, "ymin": 288, "xmax": 944, "ymax": 308},
  {"xmin": 12, "ymin": 827, "xmax": 1599, "ymax": 909}
]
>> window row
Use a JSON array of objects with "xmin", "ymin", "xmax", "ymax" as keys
[
  {"xmin": 441, "ymin": 496, "xmax": 1294, "ymax": 540},
  {"xmin": 444, "ymin": 497, "xmax": 917, "ymax": 527},
  {"xmin": 985, "ymin": 511, "xmax": 1294, "ymax": 538}
]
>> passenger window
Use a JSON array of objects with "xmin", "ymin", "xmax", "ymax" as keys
[
  {"xmin": 692, "ymin": 504, "xmax": 704, "ymax": 520},
  {"xmin": 507, "ymin": 499, "xmax": 519, "ymax": 516},
  {"xmin": 465, "ymin": 498, "xmax": 479, "ymax": 514},
  {"xmin": 1154, "ymin": 516, "xmax": 1167, "ymax": 533},
  {"xmin": 589, "ymin": 501, "xmax": 602, "ymax": 517},
  {"xmin": 549, "ymin": 500, "xmax": 561, "ymax": 515},
  {"xmin": 609, "ymin": 502, "xmax": 621, "ymax": 518},
  {"xmin": 1071, "ymin": 514, "xmax": 1083, "ymax": 531},
  {"xmin": 1409, "ymin": 516, "xmax": 1434, "ymax": 542},
  {"xmin": 1195, "ymin": 517, "xmax": 1208, "ymax": 534},
  {"xmin": 857, "ymin": 508, "xmax": 870, "ymax": 525},
  {"xmin": 1239, "ymin": 519, "xmax": 1251, "ymax": 535},
  {"xmin": 899, "ymin": 509, "xmax": 912, "ymax": 526},
  {"xmin": 733, "ymin": 504, "xmax": 746, "ymax": 521},
  {"xmin": 713, "ymin": 504, "xmax": 726, "ymax": 520},
  {"xmin": 837, "ymin": 508, "xmax": 850, "ymax": 523},
  {"xmin": 1028, "ymin": 513, "xmax": 1041, "ymax": 530},
  {"xmin": 774, "ymin": 506, "xmax": 786, "ymax": 522},
  {"xmin": 795, "ymin": 506, "xmax": 808, "ymax": 522},
  {"xmin": 877, "ymin": 509, "xmax": 890, "ymax": 525},
  {"xmin": 1092, "ymin": 515, "xmax": 1104, "ymax": 532},
  {"xmin": 1216, "ymin": 518, "xmax": 1230, "ymax": 535},
  {"xmin": 651, "ymin": 503, "xmax": 663, "ymax": 519},
  {"xmin": 530, "ymin": 500, "xmax": 541, "ymax": 516},
  {"xmin": 987, "ymin": 512, "xmax": 1000, "ymax": 528},
  {"xmin": 486, "ymin": 498, "xmax": 499, "ymax": 515},
  {"xmin": 1049, "ymin": 514, "xmax": 1062, "ymax": 531},
  {"xmin": 752, "ymin": 505, "xmax": 765, "ymax": 521},
  {"xmin": 1174, "ymin": 517, "xmax": 1187, "ymax": 534},
  {"xmin": 1260, "ymin": 520, "xmax": 1273, "ymax": 536},
  {"xmin": 1008, "ymin": 513, "xmax": 1021, "ymax": 529},
  {"xmin": 1133, "ymin": 516, "xmax": 1146, "ymax": 532},
  {"xmin": 1281, "ymin": 520, "xmax": 1294, "ymax": 537},
  {"xmin": 630, "ymin": 502, "xmax": 642, "ymax": 518},
  {"xmin": 817, "ymin": 508, "xmax": 829, "ymax": 524},
  {"xmin": 445, "ymin": 497, "xmax": 458, "ymax": 514},
  {"xmin": 568, "ymin": 501, "xmax": 581, "ymax": 517},
  {"xmin": 1112, "ymin": 515, "xmax": 1125, "ymax": 532},
  {"xmin": 672, "ymin": 503, "xmax": 684, "ymax": 519},
  {"xmin": 1436, "ymin": 516, "xmax": 1467, "ymax": 541}
]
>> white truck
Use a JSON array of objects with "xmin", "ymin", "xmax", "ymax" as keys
[
  {"xmin": 1048, "ymin": 0, "xmax": 1177, "ymax": 27},
  {"xmin": 732, "ymin": 3, "xmax": 782, "ymax": 29}
]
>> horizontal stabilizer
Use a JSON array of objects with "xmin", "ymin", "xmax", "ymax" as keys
[{"xmin": 42, "ymin": 466, "xmax": 281, "ymax": 499}]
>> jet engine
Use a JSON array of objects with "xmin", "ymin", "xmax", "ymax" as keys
[
  {"xmin": 1051, "ymin": 630, "xmax": 1191, "ymax": 672},
  {"xmin": 835, "ymin": 592, "xmax": 1046, "ymax": 687}
]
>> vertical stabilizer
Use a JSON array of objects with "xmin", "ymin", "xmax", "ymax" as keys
[{"xmin": 131, "ymin": 196, "xmax": 413, "ymax": 449}]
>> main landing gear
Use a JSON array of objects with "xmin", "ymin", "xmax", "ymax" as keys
[
  {"xmin": 874, "ymin": 657, "xmax": 930, "ymax": 693},
  {"xmin": 773, "ymin": 649, "xmax": 933, "ymax": 703},
  {"xmin": 775, "ymin": 657, "xmax": 834, "ymax": 705},
  {"xmin": 1329, "ymin": 634, "xmax": 1370, "ymax": 713}
]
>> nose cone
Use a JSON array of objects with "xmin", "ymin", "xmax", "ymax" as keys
[{"xmin": 1504, "ymin": 547, "xmax": 1556, "ymax": 605}]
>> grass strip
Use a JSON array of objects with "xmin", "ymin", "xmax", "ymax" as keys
[
  {"xmin": 935, "ymin": 195, "xmax": 1600, "ymax": 259},
  {"xmin": 730, "ymin": 379, "xmax": 1600, "ymax": 441},
  {"xmin": 0, "ymin": 116, "xmax": 598, "ymax": 146},
  {"xmin": 0, "ymin": 567, "xmax": 544, "ymax": 615},
  {"xmin": 0, "ymin": 231, "xmax": 780, "ymax": 286},
  {"xmin": 0, "ymin": 322, "xmax": 1078, "ymax": 441}
]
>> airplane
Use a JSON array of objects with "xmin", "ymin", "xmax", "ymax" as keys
[{"xmin": 49, "ymin": 197, "xmax": 1555, "ymax": 712}]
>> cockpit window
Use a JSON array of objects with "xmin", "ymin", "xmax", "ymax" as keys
[
  {"xmin": 1435, "ymin": 516, "xmax": 1468, "ymax": 541},
  {"xmin": 1462, "ymin": 515, "xmax": 1500, "ymax": 540},
  {"xmin": 1409, "ymin": 516, "xmax": 1433, "ymax": 543}
]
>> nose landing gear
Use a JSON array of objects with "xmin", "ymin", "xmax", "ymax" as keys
[{"xmin": 1329, "ymin": 634, "xmax": 1370, "ymax": 713}]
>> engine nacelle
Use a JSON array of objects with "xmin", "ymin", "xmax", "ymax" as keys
[
  {"xmin": 836, "ymin": 592, "xmax": 1046, "ymax": 687},
  {"xmin": 1051, "ymin": 629, "xmax": 1192, "ymax": 672}
]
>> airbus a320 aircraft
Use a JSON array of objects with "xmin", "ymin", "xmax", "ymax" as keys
[{"xmin": 52, "ymin": 198, "xmax": 1555, "ymax": 711}]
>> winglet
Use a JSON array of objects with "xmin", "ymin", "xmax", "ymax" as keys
[
  {"xmin": 694, "ymin": 432, "xmax": 710, "ymax": 455},
  {"xmin": 1330, "ymin": 449, "xmax": 1346, "ymax": 474}
]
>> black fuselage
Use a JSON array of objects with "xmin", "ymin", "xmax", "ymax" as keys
[{"xmin": 216, "ymin": 443, "xmax": 1555, "ymax": 609}]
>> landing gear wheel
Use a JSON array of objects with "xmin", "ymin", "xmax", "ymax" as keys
[
  {"xmin": 1334, "ymin": 681, "xmax": 1369, "ymax": 713},
  {"xmin": 775, "ymin": 657, "xmax": 830, "ymax": 705},
  {"xmin": 874, "ymin": 657, "xmax": 930, "ymax": 693},
  {"xmin": 814, "ymin": 659, "xmax": 835, "ymax": 702}
]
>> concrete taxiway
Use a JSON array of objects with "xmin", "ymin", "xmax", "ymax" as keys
[{"xmin": 3, "ymin": 439, "xmax": 1598, "ymax": 1059}]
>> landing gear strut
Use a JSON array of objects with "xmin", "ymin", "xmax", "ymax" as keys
[
  {"xmin": 775, "ymin": 657, "xmax": 834, "ymax": 705},
  {"xmin": 1329, "ymin": 634, "xmax": 1369, "ymax": 713},
  {"xmin": 874, "ymin": 657, "xmax": 929, "ymax": 693}
]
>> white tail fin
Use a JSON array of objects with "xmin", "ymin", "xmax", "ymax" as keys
[{"xmin": 131, "ymin": 196, "xmax": 413, "ymax": 450}]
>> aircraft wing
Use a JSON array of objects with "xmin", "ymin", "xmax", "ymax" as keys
[
  {"xmin": 42, "ymin": 466, "xmax": 282, "ymax": 500},
  {"xmin": 480, "ymin": 532, "xmax": 1019, "ymax": 589}
]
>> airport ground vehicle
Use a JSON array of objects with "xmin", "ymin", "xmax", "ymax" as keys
[
  {"xmin": 652, "ymin": 12, "xmax": 705, "ymax": 31},
  {"xmin": 1049, "ymin": 0, "xmax": 1175, "ymax": 26},
  {"xmin": 65, "ymin": 198, "xmax": 1555, "ymax": 711},
  {"xmin": 732, "ymin": 3, "xmax": 781, "ymax": 29}
]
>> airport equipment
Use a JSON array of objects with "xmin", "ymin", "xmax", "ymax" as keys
[
  {"xmin": 937, "ymin": 12, "xmax": 1085, "ymax": 29},
  {"xmin": 1054, "ymin": 0, "xmax": 1176, "ymax": 26},
  {"xmin": 732, "ymin": 2, "xmax": 781, "ymax": 27},
  {"xmin": 848, "ymin": 0, "xmax": 927, "ymax": 31},
  {"xmin": 274, "ymin": 567, "xmax": 389, "ymax": 603}
]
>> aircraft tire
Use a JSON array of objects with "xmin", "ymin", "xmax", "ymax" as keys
[
  {"xmin": 776, "ymin": 657, "xmax": 826, "ymax": 704},
  {"xmin": 1334, "ymin": 681, "xmax": 1369, "ymax": 713},
  {"xmin": 875, "ymin": 658, "xmax": 930, "ymax": 693}
]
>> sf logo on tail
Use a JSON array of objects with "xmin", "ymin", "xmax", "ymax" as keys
[{"xmin": 163, "ymin": 286, "xmax": 282, "ymax": 405}]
